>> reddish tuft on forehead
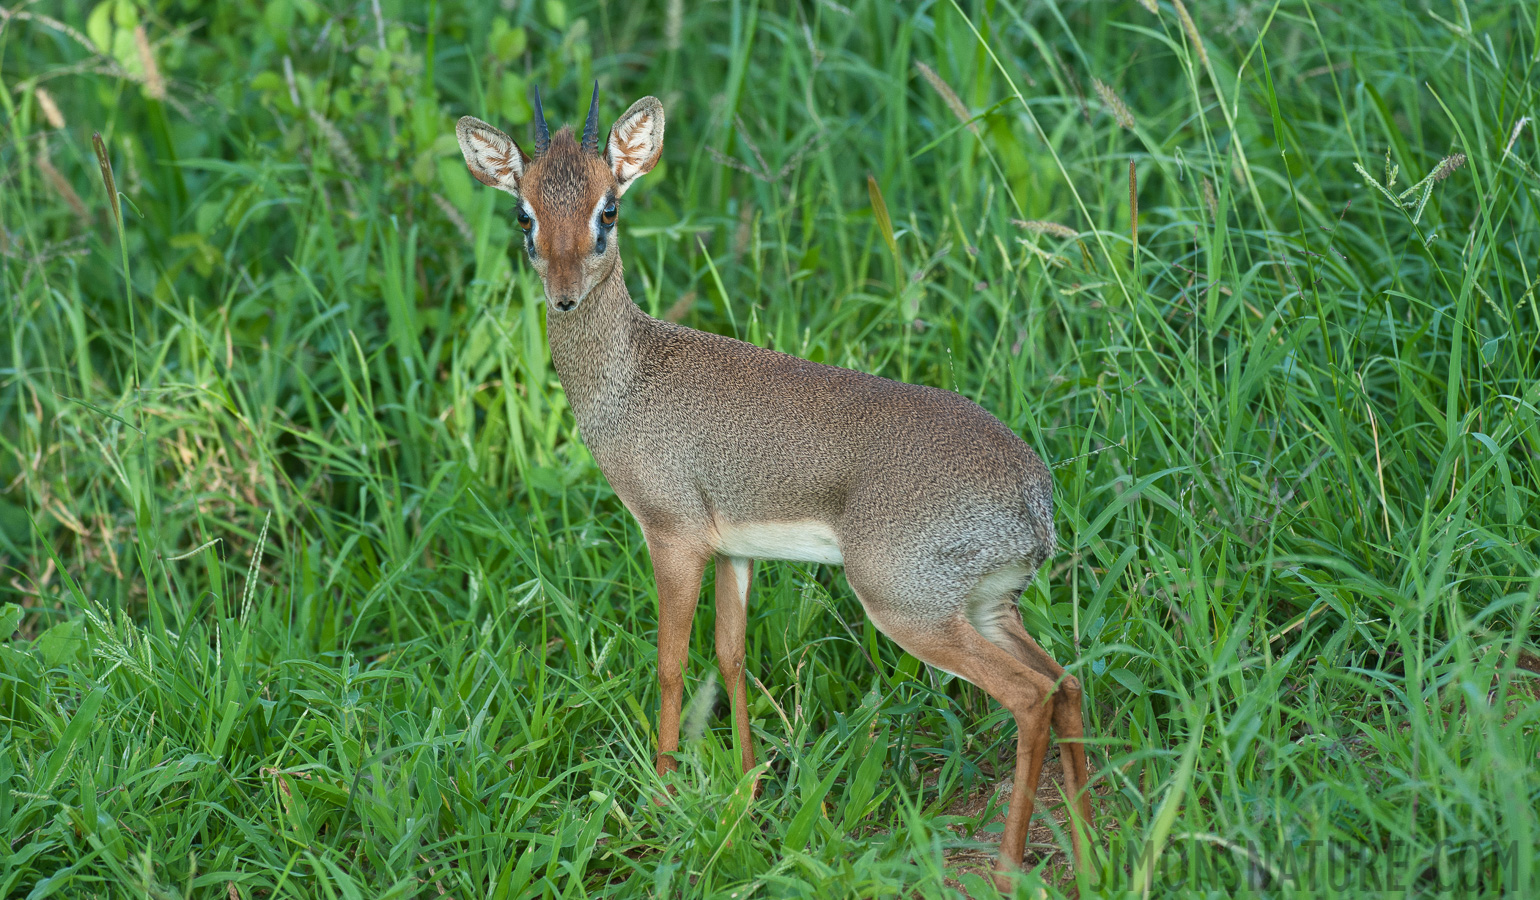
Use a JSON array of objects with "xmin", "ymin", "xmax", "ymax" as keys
[{"xmin": 523, "ymin": 126, "xmax": 616, "ymax": 217}]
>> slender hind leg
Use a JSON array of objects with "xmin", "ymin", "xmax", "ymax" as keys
[
  {"xmin": 714, "ymin": 554, "xmax": 756, "ymax": 773},
  {"xmin": 865, "ymin": 612, "xmax": 1060, "ymax": 891},
  {"xmin": 983, "ymin": 607, "xmax": 1094, "ymax": 869}
]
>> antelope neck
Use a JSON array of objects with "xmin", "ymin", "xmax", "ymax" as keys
[{"xmin": 544, "ymin": 259, "xmax": 646, "ymax": 423}]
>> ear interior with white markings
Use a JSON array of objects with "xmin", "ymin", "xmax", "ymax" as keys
[
  {"xmin": 605, "ymin": 97, "xmax": 665, "ymax": 197},
  {"xmin": 456, "ymin": 116, "xmax": 528, "ymax": 196}
]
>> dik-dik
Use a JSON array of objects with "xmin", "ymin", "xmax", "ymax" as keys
[{"xmin": 456, "ymin": 87, "xmax": 1092, "ymax": 884}]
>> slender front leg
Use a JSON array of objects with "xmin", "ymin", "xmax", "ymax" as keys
[
  {"xmin": 715, "ymin": 554, "xmax": 755, "ymax": 773},
  {"xmin": 647, "ymin": 533, "xmax": 708, "ymax": 776}
]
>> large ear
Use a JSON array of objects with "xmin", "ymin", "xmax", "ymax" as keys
[
  {"xmin": 605, "ymin": 97, "xmax": 665, "ymax": 197},
  {"xmin": 456, "ymin": 116, "xmax": 529, "ymax": 196}
]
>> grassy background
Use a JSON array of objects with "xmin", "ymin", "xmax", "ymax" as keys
[{"xmin": 3, "ymin": 0, "xmax": 1539, "ymax": 896}]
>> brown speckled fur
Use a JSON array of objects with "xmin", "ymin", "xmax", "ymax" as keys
[{"xmin": 456, "ymin": 96, "xmax": 1094, "ymax": 887}]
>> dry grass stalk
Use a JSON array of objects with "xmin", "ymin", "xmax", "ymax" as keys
[
  {"xmin": 915, "ymin": 61, "xmax": 980, "ymax": 136},
  {"xmin": 1172, "ymin": 0, "xmax": 1209, "ymax": 68},
  {"xmin": 432, "ymin": 193, "xmax": 474, "ymax": 244},
  {"xmin": 133, "ymin": 25, "xmax": 165, "ymax": 100},
  {"xmin": 1017, "ymin": 238, "xmax": 1068, "ymax": 268},
  {"xmin": 309, "ymin": 110, "xmax": 360, "ymax": 176},
  {"xmin": 282, "ymin": 56, "xmax": 301, "ymax": 109},
  {"xmin": 682, "ymin": 669, "xmax": 718, "ymax": 741},
  {"xmin": 1011, "ymin": 218, "xmax": 1077, "ymax": 238},
  {"xmin": 1359, "ymin": 374, "xmax": 1392, "ymax": 543},
  {"xmin": 1092, "ymin": 78, "xmax": 1135, "ymax": 130},
  {"xmin": 91, "ymin": 132, "xmax": 121, "ymax": 228},
  {"xmin": 1201, "ymin": 176, "xmax": 1217, "ymax": 220},
  {"xmin": 1503, "ymin": 117, "xmax": 1531, "ymax": 158},
  {"xmin": 732, "ymin": 201, "xmax": 753, "ymax": 264},
  {"xmin": 1129, "ymin": 160, "xmax": 1139, "ymax": 264},
  {"xmin": 707, "ymin": 117, "xmax": 823, "ymax": 183},
  {"xmin": 665, "ymin": 0, "xmax": 683, "ymax": 52},
  {"xmin": 2, "ymin": 8, "xmax": 97, "ymax": 57},
  {"xmin": 35, "ymin": 87, "xmax": 65, "ymax": 129},
  {"xmin": 664, "ymin": 290, "xmax": 696, "ymax": 322},
  {"xmin": 370, "ymin": 0, "xmax": 386, "ymax": 49},
  {"xmin": 36, "ymin": 140, "xmax": 90, "ymax": 224}
]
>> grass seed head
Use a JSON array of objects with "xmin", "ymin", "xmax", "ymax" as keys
[
  {"xmin": 682, "ymin": 670, "xmax": 718, "ymax": 741},
  {"xmin": 915, "ymin": 61, "xmax": 980, "ymax": 136},
  {"xmin": 1173, "ymin": 0, "xmax": 1210, "ymax": 68},
  {"xmin": 432, "ymin": 193, "xmax": 474, "ymax": 245},
  {"xmin": 36, "ymin": 140, "xmax": 89, "ymax": 223},
  {"xmin": 90, "ymin": 132, "xmax": 121, "ymax": 227},
  {"xmin": 309, "ymin": 110, "xmax": 361, "ymax": 176},
  {"xmin": 134, "ymin": 25, "xmax": 166, "ymax": 100},
  {"xmin": 1432, "ymin": 152, "xmax": 1466, "ymax": 181},
  {"xmin": 35, "ymin": 88, "xmax": 65, "ymax": 129},
  {"xmin": 664, "ymin": 290, "xmax": 697, "ymax": 322},
  {"xmin": 1504, "ymin": 117, "xmax": 1531, "ymax": 158},
  {"xmin": 1012, "ymin": 218, "xmax": 1078, "ymax": 238},
  {"xmin": 666, "ymin": 0, "xmax": 683, "ymax": 51},
  {"xmin": 1092, "ymin": 78, "xmax": 1136, "ymax": 130}
]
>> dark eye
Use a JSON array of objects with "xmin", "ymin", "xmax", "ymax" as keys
[
  {"xmin": 516, "ymin": 208, "xmax": 533, "ymax": 231},
  {"xmin": 600, "ymin": 203, "xmax": 617, "ymax": 228}
]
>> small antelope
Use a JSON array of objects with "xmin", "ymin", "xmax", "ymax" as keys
[{"xmin": 456, "ymin": 87, "xmax": 1092, "ymax": 884}]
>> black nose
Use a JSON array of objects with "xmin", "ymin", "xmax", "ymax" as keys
[{"xmin": 556, "ymin": 299, "xmax": 576, "ymax": 311}]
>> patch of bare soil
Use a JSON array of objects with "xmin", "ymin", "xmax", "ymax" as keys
[{"xmin": 936, "ymin": 748, "xmax": 1086, "ymax": 899}]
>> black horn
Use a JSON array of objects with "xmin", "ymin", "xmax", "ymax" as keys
[
  {"xmin": 532, "ymin": 86, "xmax": 550, "ymax": 156},
  {"xmin": 582, "ymin": 81, "xmax": 601, "ymax": 154}
]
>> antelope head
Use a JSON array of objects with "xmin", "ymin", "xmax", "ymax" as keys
[{"xmin": 456, "ymin": 85, "xmax": 665, "ymax": 312}]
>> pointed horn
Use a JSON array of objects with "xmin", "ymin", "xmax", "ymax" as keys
[
  {"xmin": 582, "ymin": 80, "xmax": 601, "ymax": 154},
  {"xmin": 532, "ymin": 86, "xmax": 550, "ymax": 157}
]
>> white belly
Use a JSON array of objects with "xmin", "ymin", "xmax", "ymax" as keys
[{"xmin": 714, "ymin": 520, "xmax": 844, "ymax": 565}]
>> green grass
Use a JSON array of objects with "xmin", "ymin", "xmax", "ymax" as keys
[{"xmin": 3, "ymin": 0, "xmax": 1539, "ymax": 896}]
